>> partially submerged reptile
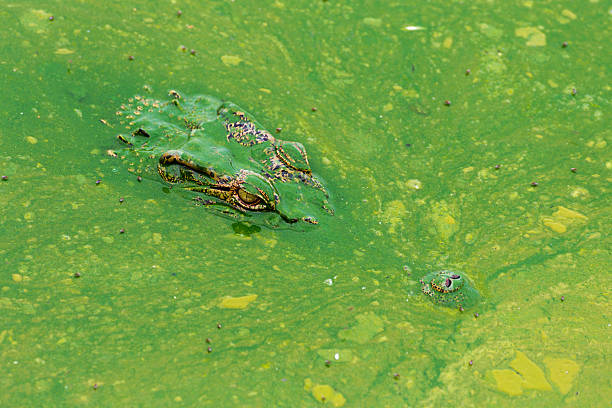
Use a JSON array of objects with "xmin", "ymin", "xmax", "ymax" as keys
[
  {"xmin": 113, "ymin": 91, "xmax": 333, "ymax": 226},
  {"xmin": 420, "ymin": 270, "xmax": 480, "ymax": 309}
]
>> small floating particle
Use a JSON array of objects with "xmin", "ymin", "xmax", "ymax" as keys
[
  {"xmin": 99, "ymin": 119, "xmax": 111, "ymax": 127},
  {"xmin": 49, "ymin": 16, "xmax": 54, "ymax": 21},
  {"xmin": 119, "ymin": 197, "xmax": 124, "ymax": 203},
  {"xmin": 106, "ymin": 149, "xmax": 117, "ymax": 158},
  {"xmin": 311, "ymin": 107, "xmax": 317, "ymax": 112},
  {"xmin": 73, "ymin": 272, "xmax": 81, "ymax": 278},
  {"xmin": 95, "ymin": 179, "xmax": 101, "ymax": 185},
  {"xmin": 1, "ymin": 175, "xmax": 7, "ymax": 181},
  {"xmin": 206, "ymin": 338, "xmax": 212, "ymax": 344},
  {"xmin": 474, "ymin": 312, "xmax": 479, "ymax": 318},
  {"xmin": 325, "ymin": 360, "xmax": 331, "ymax": 367},
  {"xmin": 128, "ymin": 55, "xmax": 134, "ymax": 61},
  {"xmin": 275, "ymin": 127, "xmax": 282, "ymax": 133},
  {"xmin": 190, "ymin": 49, "xmax": 196, "ymax": 56},
  {"xmin": 561, "ymin": 296, "xmax": 565, "ymax": 302},
  {"xmin": 530, "ymin": 182, "xmax": 539, "ymax": 187},
  {"xmin": 469, "ymin": 360, "xmax": 473, "ymax": 366},
  {"xmin": 177, "ymin": 10, "xmax": 182, "ymax": 17},
  {"xmin": 137, "ymin": 176, "xmax": 142, "ymax": 182},
  {"xmin": 465, "ymin": 69, "xmax": 471, "ymax": 75},
  {"xmin": 179, "ymin": 45, "xmax": 187, "ymax": 52},
  {"xmin": 93, "ymin": 384, "xmax": 98, "ymax": 390},
  {"xmin": 207, "ymin": 347, "xmax": 212, "ymax": 353},
  {"xmin": 459, "ymin": 306, "xmax": 465, "ymax": 312},
  {"xmin": 570, "ymin": 168, "xmax": 577, "ymax": 173},
  {"xmin": 571, "ymin": 88, "xmax": 577, "ymax": 96},
  {"xmin": 217, "ymin": 323, "xmax": 222, "ymax": 329},
  {"xmin": 119, "ymin": 228, "xmax": 125, "ymax": 234},
  {"xmin": 405, "ymin": 143, "xmax": 412, "ymax": 147},
  {"xmin": 403, "ymin": 26, "xmax": 425, "ymax": 31},
  {"xmin": 495, "ymin": 164, "xmax": 501, "ymax": 169},
  {"xmin": 393, "ymin": 373, "xmax": 400, "ymax": 380},
  {"xmin": 444, "ymin": 100, "xmax": 451, "ymax": 106},
  {"xmin": 562, "ymin": 42, "xmax": 568, "ymax": 48}
]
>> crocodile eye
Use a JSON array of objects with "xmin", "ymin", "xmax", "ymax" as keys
[
  {"xmin": 237, "ymin": 189, "xmax": 262, "ymax": 205},
  {"xmin": 445, "ymin": 278, "xmax": 452, "ymax": 287},
  {"xmin": 451, "ymin": 274, "xmax": 461, "ymax": 279}
]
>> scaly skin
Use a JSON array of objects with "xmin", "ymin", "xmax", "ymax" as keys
[
  {"xmin": 114, "ymin": 91, "xmax": 333, "ymax": 226},
  {"xmin": 420, "ymin": 270, "xmax": 480, "ymax": 309}
]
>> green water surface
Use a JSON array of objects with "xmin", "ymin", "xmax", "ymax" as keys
[{"xmin": 1, "ymin": 0, "xmax": 610, "ymax": 406}]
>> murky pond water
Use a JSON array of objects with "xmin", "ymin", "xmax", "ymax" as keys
[{"xmin": 1, "ymin": 1, "xmax": 610, "ymax": 406}]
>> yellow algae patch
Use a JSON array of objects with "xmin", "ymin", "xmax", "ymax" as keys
[
  {"xmin": 404, "ymin": 179, "xmax": 422, "ymax": 190},
  {"xmin": 55, "ymin": 48, "xmax": 75, "ymax": 55},
  {"xmin": 219, "ymin": 294, "xmax": 258, "ymax": 309},
  {"xmin": 554, "ymin": 206, "xmax": 587, "ymax": 221},
  {"xmin": 380, "ymin": 200, "xmax": 407, "ymax": 234},
  {"xmin": 383, "ymin": 103, "xmax": 393, "ymax": 112},
  {"xmin": 221, "ymin": 55, "xmax": 243, "ymax": 66},
  {"xmin": 562, "ymin": 10, "xmax": 577, "ymax": 20},
  {"xmin": 363, "ymin": 17, "xmax": 382, "ymax": 27},
  {"xmin": 443, "ymin": 37, "xmax": 453, "ymax": 48},
  {"xmin": 542, "ymin": 219, "xmax": 566, "ymax": 233},
  {"xmin": 510, "ymin": 351, "xmax": 552, "ymax": 391},
  {"xmin": 12, "ymin": 274, "xmax": 23, "ymax": 283},
  {"xmin": 26, "ymin": 136, "xmax": 38, "ymax": 144},
  {"xmin": 542, "ymin": 206, "xmax": 587, "ymax": 233},
  {"xmin": 304, "ymin": 379, "xmax": 346, "ymax": 407},
  {"xmin": 492, "ymin": 369, "xmax": 524, "ymax": 396},
  {"xmin": 20, "ymin": 9, "xmax": 52, "ymax": 34},
  {"xmin": 543, "ymin": 358, "xmax": 580, "ymax": 394},
  {"xmin": 515, "ymin": 27, "xmax": 546, "ymax": 46},
  {"xmin": 428, "ymin": 201, "xmax": 459, "ymax": 240}
]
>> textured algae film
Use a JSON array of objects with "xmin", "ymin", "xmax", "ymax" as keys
[{"xmin": 1, "ymin": 0, "xmax": 610, "ymax": 407}]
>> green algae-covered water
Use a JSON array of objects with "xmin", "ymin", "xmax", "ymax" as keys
[{"xmin": 1, "ymin": 1, "xmax": 610, "ymax": 406}]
